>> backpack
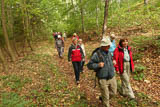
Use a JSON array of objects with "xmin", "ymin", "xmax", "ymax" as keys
[
  {"xmin": 91, "ymin": 47, "xmax": 103, "ymax": 63},
  {"xmin": 87, "ymin": 47, "xmax": 103, "ymax": 88}
]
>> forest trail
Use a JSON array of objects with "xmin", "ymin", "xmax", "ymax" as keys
[
  {"xmin": 34, "ymin": 38, "xmax": 123, "ymax": 106},
  {"xmin": 34, "ymin": 36, "xmax": 160, "ymax": 106},
  {"xmin": 40, "ymin": 38, "xmax": 103, "ymax": 106},
  {"xmin": 1, "ymin": 36, "xmax": 159, "ymax": 106}
]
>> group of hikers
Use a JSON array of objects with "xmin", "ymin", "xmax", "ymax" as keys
[{"xmin": 53, "ymin": 32, "xmax": 135, "ymax": 107}]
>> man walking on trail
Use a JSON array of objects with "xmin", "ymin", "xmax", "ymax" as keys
[
  {"xmin": 56, "ymin": 35, "xmax": 64, "ymax": 58},
  {"xmin": 87, "ymin": 37, "xmax": 117, "ymax": 107}
]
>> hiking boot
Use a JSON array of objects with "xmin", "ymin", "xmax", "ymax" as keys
[
  {"xmin": 99, "ymin": 96, "xmax": 103, "ymax": 102},
  {"xmin": 76, "ymin": 81, "xmax": 80, "ymax": 85},
  {"xmin": 119, "ymin": 92, "xmax": 127, "ymax": 97}
]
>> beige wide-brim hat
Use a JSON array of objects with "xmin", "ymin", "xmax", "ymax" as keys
[
  {"xmin": 100, "ymin": 37, "xmax": 111, "ymax": 46},
  {"xmin": 110, "ymin": 33, "xmax": 116, "ymax": 39}
]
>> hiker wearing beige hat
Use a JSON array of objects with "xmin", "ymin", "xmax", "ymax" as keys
[
  {"xmin": 87, "ymin": 37, "xmax": 117, "ymax": 107},
  {"xmin": 109, "ymin": 33, "xmax": 116, "ymax": 56}
]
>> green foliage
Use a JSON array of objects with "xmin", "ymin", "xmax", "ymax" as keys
[
  {"xmin": 133, "ymin": 64, "xmax": 146, "ymax": 81},
  {"xmin": 131, "ymin": 35, "xmax": 160, "ymax": 60},
  {"xmin": 1, "ymin": 75, "xmax": 32, "ymax": 90},
  {"xmin": 137, "ymin": 92, "xmax": 149, "ymax": 100},
  {"xmin": 0, "ymin": 92, "xmax": 32, "ymax": 107},
  {"xmin": 118, "ymin": 98, "xmax": 138, "ymax": 107}
]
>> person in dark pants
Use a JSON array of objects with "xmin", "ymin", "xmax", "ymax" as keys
[
  {"xmin": 78, "ymin": 39, "xmax": 86, "ymax": 73},
  {"xmin": 68, "ymin": 37, "xmax": 84, "ymax": 85}
]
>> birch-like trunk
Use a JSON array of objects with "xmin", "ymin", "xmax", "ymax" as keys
[{"xmin": 102, "ymin": 0, "xmax": 109, "ymax": 38}]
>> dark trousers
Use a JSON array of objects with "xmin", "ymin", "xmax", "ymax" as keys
[{"xmin": 72, "ymin": 62, "xmax": 81, "ymax": 82}]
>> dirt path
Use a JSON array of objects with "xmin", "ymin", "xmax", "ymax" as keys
[
  {"xmin": 31, "ymin": 37, "xmax": 159, "ymax": 106},
  {"xmin": 48, "ymin": 37, "xmax": 160, "ymax": 106},
  {"xmin": 50, "ymin": 38, "xmax": 103, "ymax": 106}
]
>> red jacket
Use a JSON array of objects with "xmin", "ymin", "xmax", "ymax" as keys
[
  {"xmin": 113, "ymin": 45, "xmax": 134, "ymax": 74},
  {"xmin": 72, "ymin": 35, "xmax": 79, "ymax": 40},
  {"xmin": 68, "ymin": 44, "xmax": 84, "ymax": 62}
]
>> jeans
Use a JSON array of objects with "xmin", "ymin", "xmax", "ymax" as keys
[{"xmin": 72, "ymin": 62, "xmax": 81, "ymax": 82}]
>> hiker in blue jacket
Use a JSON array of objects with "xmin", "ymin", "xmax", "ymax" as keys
[
  {"xmin": 87, "ymin": 37, "xmax": 117, "ymax": 107},
  {"xmin": 109, "ymin": 33, "xmax": 116, "ymax": 57}
]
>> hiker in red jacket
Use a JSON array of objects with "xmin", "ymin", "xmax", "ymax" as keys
[
  {"xmin": 68, "ymin": 37, "xmax": 84, "ymax": 85},
  {"xmin": 72, "ymin": 33, "xmax": 79, "ymax": 40},
  {"xmin": 113, "ymin": 38, "xmax": 135, "ymax": 99}
]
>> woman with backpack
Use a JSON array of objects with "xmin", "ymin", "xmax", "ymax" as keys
[
  {"xmin": 113, "ymin": 38, "xmax": 135, "ymax": 99},
  {"xmin": 68, "ymin": 37, "xmax": 84, "ymax": 85}
]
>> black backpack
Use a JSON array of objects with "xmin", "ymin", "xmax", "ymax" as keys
[
  {"xmin": 88, "ymin": 47, "xmax": 103, "ymax": 88},
  {"xmin": 91, "ymin": 47, "xmax": 104, "ymax": 63}
]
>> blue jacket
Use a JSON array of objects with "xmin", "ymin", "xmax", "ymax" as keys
[
  {"xmin": 109, "ymin": 40, "xmax": 116, "ymax": 56},
  {"xmin": 87, "ymin": 49, "xmax": 115, "ymax": 79}
]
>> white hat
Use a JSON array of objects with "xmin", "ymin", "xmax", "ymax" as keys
[
  {"xmin": 100, "ymin": 37, "xmax": 111, "ymax": 47},
  {"xmin": 110, "ymin": 33, "xmax": 115, "ymax": 38},
  {"xmin": 58, "ymin": 35, "xmax": 61, "ymax": 38},
  {"xmin": 73, "ymin": 33, "xmax": 77, "ymax": 36}
]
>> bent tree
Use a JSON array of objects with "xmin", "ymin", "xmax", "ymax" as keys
[
  {"xmin": 1, "ymin": 0, "xmax": 16, "ymax": 61},
  {"xmin": 0, "ymin": 48, "xmax": 8, "ymax": 71}
]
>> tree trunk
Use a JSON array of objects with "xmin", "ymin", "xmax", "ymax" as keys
[
  {"xmin": 96, "ymin": 3, "xmax": 99, "ymax": 29},
  {"xmin": 22, "ymin": 0, "xmax": 33, "ymax": 52},
  {"xmin": 102, "ymin": 0, "xmax": 109, "ymax": 38},
  {"xmin": 144, "ymin": 0, "xmax": 148, "ymax": 5},
  {"xmin": 80, "ymin": 0, "xmax": 85, "ymax": 33},
  {"xmin": 71, "ymin": 0, "xmax": 76, "ymax": 12},
  {"xmin": 0, "ymin": 48, "xmax": 8, "ymax": 72},
  {"xmin": 7, "ymin": 4, "xmax": 20, "ymax": 56},
  {"xmin": 1, "ymin": 0, "xmax": 16, "ymax": 61},
  {"xmin": 117, "ymin": 0, "xmax": 121, "ymax": 7},
  {"xmin": 26, "ymin": 12, "xmax": 33, "ymax": 51}
]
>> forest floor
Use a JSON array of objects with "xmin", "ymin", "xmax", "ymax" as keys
[{"xmin": 0, "ymin": 33, "xmax": 160, "ymax": 107}]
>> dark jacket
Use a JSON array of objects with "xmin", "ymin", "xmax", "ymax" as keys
[
  {"xmin": 113, "ymin": 45, "xmax": 134, "ymax": 74},
  {"xmin": 87, "ymin": 49, "xmax": 115, "ymax": 79},
  {"xmin": 68, "ymin": 44, "xmax": 84, "ymax": 62},
  {"xmin": 56, "ymin": 39, "xmax": 64, "ymax": 48}
]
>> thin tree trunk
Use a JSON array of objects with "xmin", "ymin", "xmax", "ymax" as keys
[
  {"xmin": 1, "ymin": 0, "xmax": 16, "ymax": 61},
  {"xmin": 102, "ymin": 0, "xmax": 109, "ymax": 38},
  {"xmin": 22, "ymin": 0, "xmax": 33, "ymax": 53},
  {"xmin": 96, "ymin": 3, "xmax": 99, "ymax": 29},
  {"xmin": 144, "ymin": 0, "xmax": 148, "ymax": 5},
  {"xmin": 7, "ymin": 4, "xmax": 20, "ymax": 56},
  {"xmin": 0, "ymin": 48, "xmax": 8, "ymax": 72},
  {"xmin": 117, "ymin": 0, "xmax": 121, "ymax": 8},
  {"xmin": 127, "ymin": 0, "xmax": 130, "ymax": 12},
  {"xmin": 80, "ymin": 0, "xmax": 85, "ymax": 33},
  {"xmin": 22, "ymin": 12, "xmax": 26, "ymax": 55},
  {"xmin": 71, "ymin": 0, "xmax": 76, "ymax": 12},
  {"xmin": 26, "ymin": 12, "xmax": 33, "ymax": 51}
]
